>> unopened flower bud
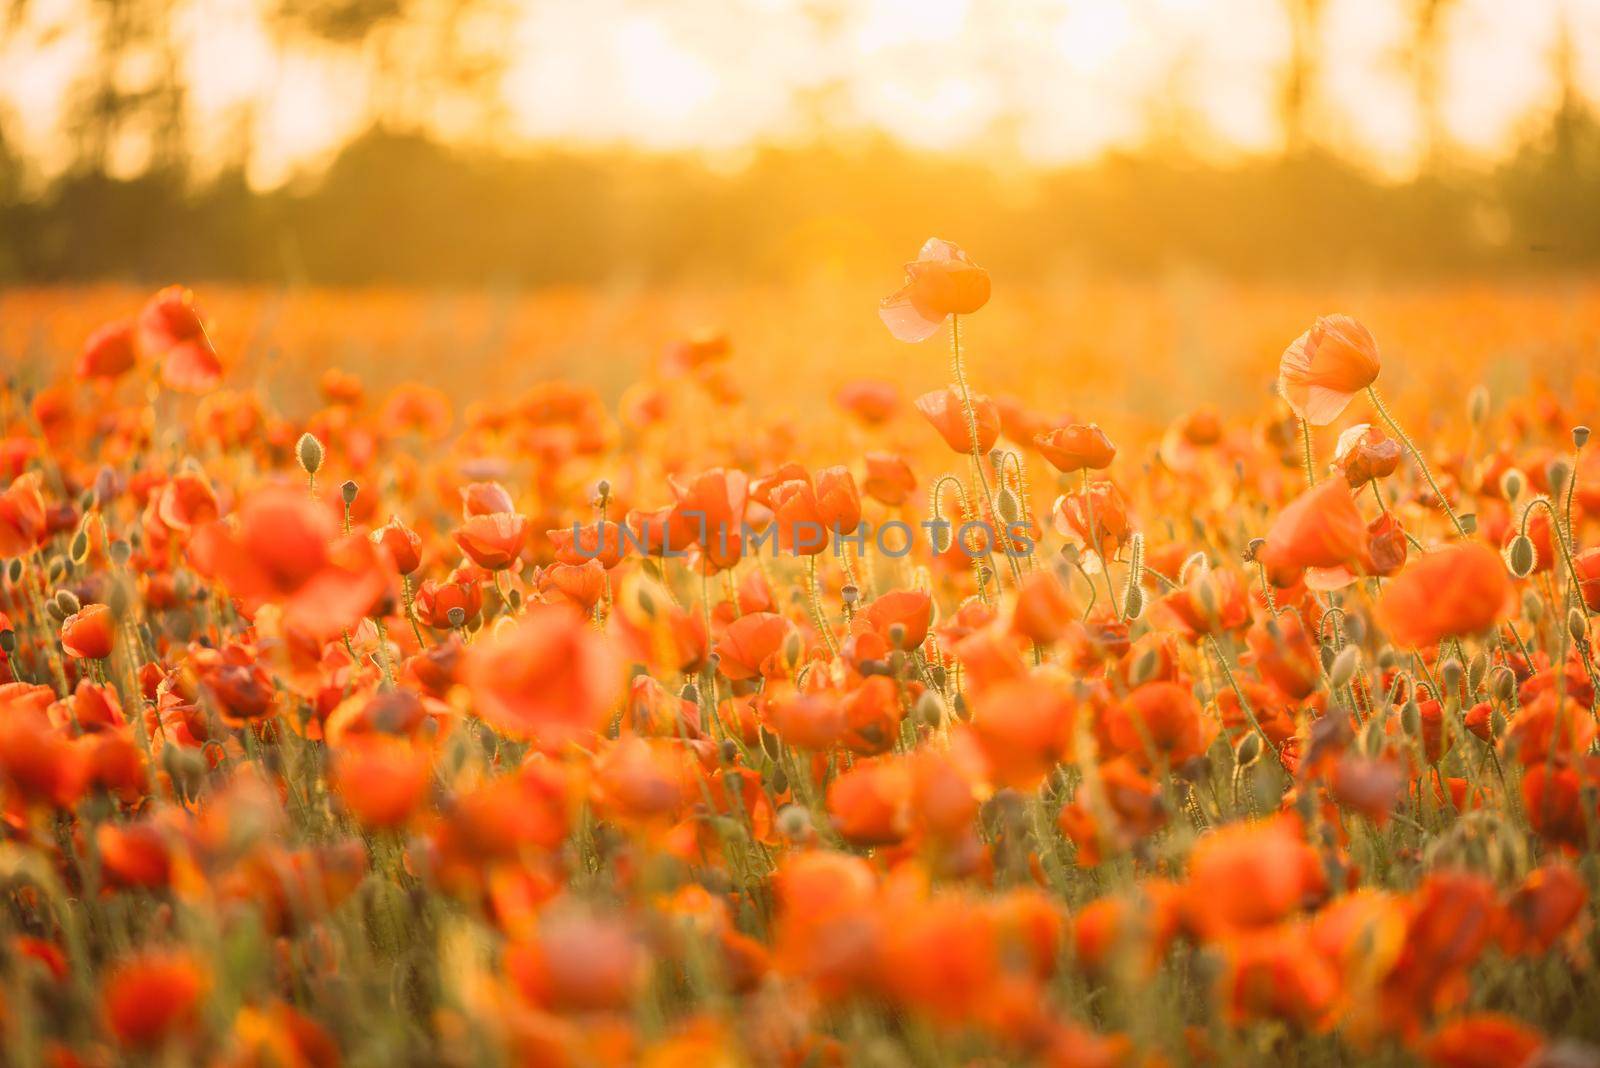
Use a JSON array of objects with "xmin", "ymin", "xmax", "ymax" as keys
[
  {"xmin": 914, "ymin": 690, "xmax": 946, "ymax": 728},
  {"xmin": 296, "ymin": 432, "xmax": 325, "ymax": 477},
  {"xmin": 1468, "ymin": 385, "xmax": 1489, "ymax": 426},
  {"xmin": 1569, "ymin": 608, "xmax": 1588, "ymax": 646},
  {"xmin": 341, "ymin": 480, "xmax": 359, "ymax": 507},
  {"xmin": 0, "ymin": 630, "xmax": 14, "ymax": 655},
  {"xmin": 1575, "ymin": 426, "xmax": 1591, "ymax": 450},
  {"xmin": 1505, "ymin": 535, "xmax": 1536, "ymax": 578},
  {"xmin": 1236, "ymin": 732, "xmax": 1263, "ymax": 768},
  {"xmin": 596, "ymin": 479, "xmax": 611, "ymax": 500},
  {"xmin": 996, "ymin": 485, "xmax": 1020, "ymax": 525},
  {"xmin": 1491, "ymin": 668, "xmax": 1516, "ymax": 703},
  {"xmin": 1401, "ymin": 700, "xmax": 1422, "ymax": 736},
  {"xmin": 1123, "ymin": 584, "xmax": 1145, "ymax": 620},
  {"xmin": 1547, "ymin": 458, "xmax": 1572, "ymax": 498},
  {"xmin": 1500, "ymin": 468, "xmax": 1525, "ymax": 502},
  {"xmin": 1458, "ymin": 512, "xmax": 1477, "ymax": 535},
  {"xmin": 54, "ymin": 589, "xmax": 81, "ymax": 616},
  {"xmin": 70, "ymin": 529, "xmax": 90, "ymax": 565},
  {"xmin": 1440, "ymin": 658, "xmax": 1464, "ymax": 696},
  {"xmin": 776, "ymin": 804, "xmax": 812, "ymax": 840},
  {"xmin": 1328, "ymin": 646, "xmax": 1359, "ymax": 691}
]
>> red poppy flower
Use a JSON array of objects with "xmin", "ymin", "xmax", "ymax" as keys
[
  {"xmin": 332, "ymin": 736, "xmax": 432, "ymax": 829},
  {"xmin": 77, "ymin": 319, "xmax": 138, "ymax": 380},
  {"xmin": 460, "ymin": 481, "xmax": 516, "ymax": 517},
  {"xmin": 102, "ymin": 951, "xmax": 207, "ymax": 1049},
  {"xmin": 714, "ymin": 612, "xmax": 797, "ymax": 681},
  {"xmin": 880, "ymin": 238, "xmax": 991, "ymax": 342},
  {"xmin": 1035, "ymin": 423, "xmax": 1117, "ymax": 473},
  {"xmin": 138, "ymin": 286, "xmax": 222, "ymax": 394},
  {"xmin": 1418, "ymin": 1014, "xmax": 1544, "ymax": 1068},
  {"xmin": 190, "ymin": 487, "xmax": 388, "ymax": 640},
  {"xmin": 915, "ymin": 386, "xmax": 1001, "ymax": 455},
  {"xmin": 1258, "ymin": 479, "xmax": 1370, "ymax": 585},
  {"xmin": 1278, "ymin": 314, "xmax": 1381, "ymax": 426},
  {"xmin": 453, "ymin": 512, "xmax": 529, "ymax": 571},
  {"xmin": 668, "ymin": 467, "xmax": 748, "ymax": 572},
  {"xmin": 462, "ymin": 606, "xmax": 621, "ymax": 749},
  {"xmin": 0, "ymin": 472, "xmax": 47, "ymax": 557},
  {"xmin": 1376, "ymin": 542, "xmax": 1515, "ymax": 648},
  {"xmin": 373, "ymin": 516, "xmax": 423, "ymax": 575},
  {"xmin": 859, "ymin": 589, "xmax": 933, "ymax": 650},
  {"xmin": 862, "ymin": 452, "xmax": 917, "ymax": 507},
  {"xmin": 835, "ymin": 379, "xmax": 901, "ymax": 424},
  {"xmin": 1334, "ymin": 423, "xmax": 1403, "ymax": 486},
  {"xmin": 60, "ymin": 603, "xmax": 114, "ymax": 660}
]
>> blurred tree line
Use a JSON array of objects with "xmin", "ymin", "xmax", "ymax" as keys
[{"xmin": 1, "ymin": 0, "xmax": 1598, "ymax": 284}]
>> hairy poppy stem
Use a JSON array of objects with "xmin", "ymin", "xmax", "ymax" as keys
[
  {"xmin": 949, "ymin": 315, "xmax": 1021, "ymax": 593},
  {"xmin": 1206, "ymin": 635, "xmax": 1280, "ymax": 764},
  {"xmin": 1366, "ymin": 386, "xmax": 1467, "ymax": 538},
  {"xmin": 1080, "ymin": 471, "xmax": 1122, "ymax": 620},
  {"xmin": 1298, "ymin": 418, "xmax": 1317, "ymax": 488},
  {"xmin": 805, "ymin": 555, "xmax": 838, "ymax": 658}
]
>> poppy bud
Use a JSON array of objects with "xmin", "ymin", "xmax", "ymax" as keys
[
  {"xmin": 70, "ymin": 529, "xmax": 90, "ymax": 565},
  {"xmin": 1468, "ymin": 385, "xmax": 1489, "ymax": 426},
  {"xmin": 1568, "ymin": 608, "xmax": 1588, "ymax": 646},
  {"xmin": 1491, "ymin": 668, "xmax": 1516, "ymax": 703},
  {"xmin": 1362, "ymin": 722, "xmax": 1386, "ymax": 758},
  {"xmin": 914, "ymin": 690, "xmax": 945, "ymax": 727},
  {"xmin": 782, "ymin": 631, "xmax": 804, "ymax": 672},
  {"xmin": 1123, "ymin": 584, "xmax": 1145, "ymax": 620},
  {"xmin": 1328, "ymin": 646, "xmax": 1359, "ymax": 691},
  {"xmin": 0, "ymin": 629, "xmax": 13, "ymax": 654},
  {"xmin": 1401, "ymin": 700, "xmax": 1421, "ymax": 736},
  {"xmin": 1505, "ymin": 535, "xmax": 1536, "ymax": 578},
  {"xmin": 1490, "ymin": 707, "xmax": 1507, "ymax": 736},
  {"xmin": 1243, "ymin": 538, "xmax": 1266, "ymax": 563},
  {"xmin": 46, "ymin": 600, "xmax": 66, "ymax": 625},
  {"xmin": 296, "ymin": 432, "xmax": 325, "ymax": 477},
  {"xmin": 719, "ymin": 739, "xmax": 738, "ymax": 764},
  {"xmin": 1458, "ymin": 512, "xmax": 1477, "ymax": 535},
  {"xmin": 1236, "ymin": 732, "xmax": 1262, "ymax": 768},
  {"xmin": 1467, "ymin": 653, "xmax": 1488, "ymax": 694},
  {"xmin": 1500, "ymin": 469, "xmax": 1525, "ymax": 502},
  {"xmin": 1547, "ymin": 459, "xmax": 1572, "ymax": 498},
  {"xmin": 771, "ymin": 767, "xmax": 789, "ymax": 794},
  {"xmin": 759, "ymin": 726, "xmax": 781, "ymax": 761},
  {"xmin": 1576, "ymin": 426, "xmax": 1591, "ymax": 450},
  {"xmin": 596, "ymin": 479, "xmax": 611, "ymax": 500},
  {"xmin": 341, "ymin": 480, "xmax": 359, "ymax": 507},
  {"xmin": 931, "ymin": 518, "xmax": 952, "ymax": 555},
  {"xmin": 1440, "ymin": 658, "xmax": 1464, "ymax": 696},
  {"xmin": 997, "ymin": 485, "xmax": 1020, "ymax": 525},
  {"xmin": 54, "ymin": 589, "xmax": 81, "ymax": 616},
  {"xmin": 777, "ymin": 804, "xmax": 811, "ymax": 840},
  {"xmin": 6, "ymin": 559, "xmax": 21, "ymax": 584}
]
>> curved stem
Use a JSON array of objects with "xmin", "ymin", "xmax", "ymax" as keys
[
  {"xmin": 1366, "ymin": 385, "xmax": 1467, "ymax": 537},
  {"xmin": 950, "ymin": 315, "xmax": 1021, "ymax": 592}
]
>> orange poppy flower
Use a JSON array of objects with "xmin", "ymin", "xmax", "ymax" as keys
[
  {"xmin": 967, "ymin": 674, "xmax": 1076, "ymax": 788},
  {"xmin": 414, "ymin": 567, "xmax": 484, "ymax": 629},
  {"xmin": 814, "ymin": 465, "xmax": 862, "ymax": 534},
  {"xmin": 768, "ymin": 480, "xmax": 831, "ymax": 556},
  {"xmin": 97, "ymin": 820, "xmax": 175, "ymax": 889},
  {"xmin": 1034, "ymin": 423, "xmax": 1116, "ymax": 473},
  {"xmin": 915, "ymin": 386, "xmax": 1001, "ymax": 455},
  {"xmin": 862, "ymin": 451, "xmax": 917, "ymax": 507},
  {"xmin": 1010, "ymin": 570, "xmax": 1075, "ymax": 645},
  {"xmin": 1182, "ymin": 816, "xmax": 1325, "ymax": 939},
  {"xmin": 547, "ymin": 520, "xmax": 627, "ymax": 569},
  {"xmin": 827, "ymin": 759, "xmax": 912, "ymax": 846},
  {"xmin": 1499, "ymin": 862, "xmax": 1587, "ymax": 955},
  {"xmin": 461, "ymin": 480, "xmax": 516, "ymax": 517},
  {"xmin": 102, "ymin": 951, "xmax": 207, "ymax": 1049},
  {"xmin": 77, "ymin": 319, "xmax": 138, "ymax": 380},
  {"xmin": 1417, "ymin": 1014, "xmax": 1544, "ymax": 1068},
  {"xmin": 1258, "ymin": 479, "xmax": 1369, "ymax": 585},
  {"xmin": 1575, "ymin": 547, "xmax": 1600, "ymax": 612},
  {"xmin": 858, "ymin": 589, "xmax": 933, "ymax": 650},
  {"xmin": 1278, "ymin": 314, "xmax": 1381, "ymax": 426},
  {"xmin": 60, "ymin": 603, "xmax": 114, "ymax": 659},
  {"xmin": 1334, "ymin": 423, "xmax": 1403, "ymax": 486},
  {"xmin": 463, "ymin": 606, "xmax": 620, "ymax": 749},
  {"xmin": 191, "ymin": 487, "xmax": 389, "ymax": 640},
  {"xmin": 138, "ymin": 286, "xmax": 223, "ymax": 394},
  {"xmin": 332, "ymin": 736, "xmax": 432, "ymax": 829},
  {"xmin": 879, "ymin": 238, "xmax": 990, "ymax": 342},
  {"xmin": 372, "ymin": 515, "xmax": 423, "ymax": 575},
  {"xmin": 668, "ymin": 467, "xmax": 748, "ymax": 572},
  {"xmin": 0, "ymin": 471, "xmax": 47, "ymax": 557},
  {"xmin": 453, "ymin": 512, "xmax": 529, "ymax": 571},
  {"xmin": 1052, "ymin": 481, "xmax": 1130, "ymax": 559},
  {"xmin": 714, "ymin": 612, "xmax": 798, "ymax": 681},
  {"xmin": 506, "ymin": 911, "xmax": 645, "ymax": 1013},
  {"xmin": 835, "ymin": 379, "xmax": 901, "ymax": 424},
  {"xmin": 1106, "ymin": 681, "xmax": 1214, "ymax": 768},
  {"xmin": 1375, "ymin": 542, "xmax": 1515, "ymax": 648}
]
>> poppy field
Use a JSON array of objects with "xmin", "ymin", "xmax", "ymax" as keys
[{"xmin": 4, "ymin": 249, "xmax": 1600, "ymax": 1068}]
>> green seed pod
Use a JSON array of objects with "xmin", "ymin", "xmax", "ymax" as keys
[
  {"xmin": 69, "ymin": 529, "xmax": 90, "ymax": 565},
  {"xmin": 1500, "ymin": 468, "xmax": 1525, "ymax": 502},
  {"xmin": 446, "ymin": 606, "xmax": 467, "ymax": 629},
  {"xmin": 1328, "ymin": 646, "xmax": 1359, "ymax": 691},
  {"xmin": 888, "ymin": 622, "xmax": 907, "ymax": 650},
  {"xmin": 758, "ymin": 726, "xmax": 781, "ymax": 761},
  {"xmin": 296, "ymin": 432, "xmax": 325, "ymax": 477},
  {"xmin": 679, "ymin": 683, "xmax": 699, "ymax": 705},
  {"xmin": 1504, "ymin": 535, "xmax": 1536, "ymax": 579},
  {"xmin": 341, "ymin": 480, "xmax": 359, "ymax": 507},
  {"xmin": 45, "ymin": 600, "xmax": 66, "ymax": 625},
  {"xmin": 53, "ymin": 589, "xmax": 81, "ymax": 616},
  {"xmin": 1569, "ymin": 608, "xmax": 1588, "ymax": 646},
  {"xmin": 1575, "ymin": 426, "xmax": 1591, "ymax": 450},
  {"xmin": 840, "ymin": 584, "xmax": 860, "ymax": 608},
  {"xmin": 1458, "ymin": 512, "xmax": 1477, "ymax": 535},
  {"xmin": 1236, "ymin": 731, "xmax": 1263, "ymax": 768}
]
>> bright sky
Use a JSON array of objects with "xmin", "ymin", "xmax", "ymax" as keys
[{"xmin": 2, "ymin": 0, "xmax": 1597, "ymax": 187}]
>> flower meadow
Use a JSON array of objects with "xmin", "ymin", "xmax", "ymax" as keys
[{"xmin": 3, "ymin": 247, "xmax": 1600, "ymax": 1068}]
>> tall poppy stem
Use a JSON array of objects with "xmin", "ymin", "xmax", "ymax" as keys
[
  {"xmin": 1298, "ymin": 418, "xmax": 1317, "ymax": 488},
  {"xmin": 1081, "ymin": 470, "xmax": 1121, "ymax": 620},
  {"xmin": 1366, "ymin": 385, "xmax": 1467, "ymax": 537},
  {"xmin": 805, "ymin": 555, "xmax": 838, "ymax": 658},
  {"xmin": 949, "ymin": 315, "xmax": 1021, "ymax": 592}
]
